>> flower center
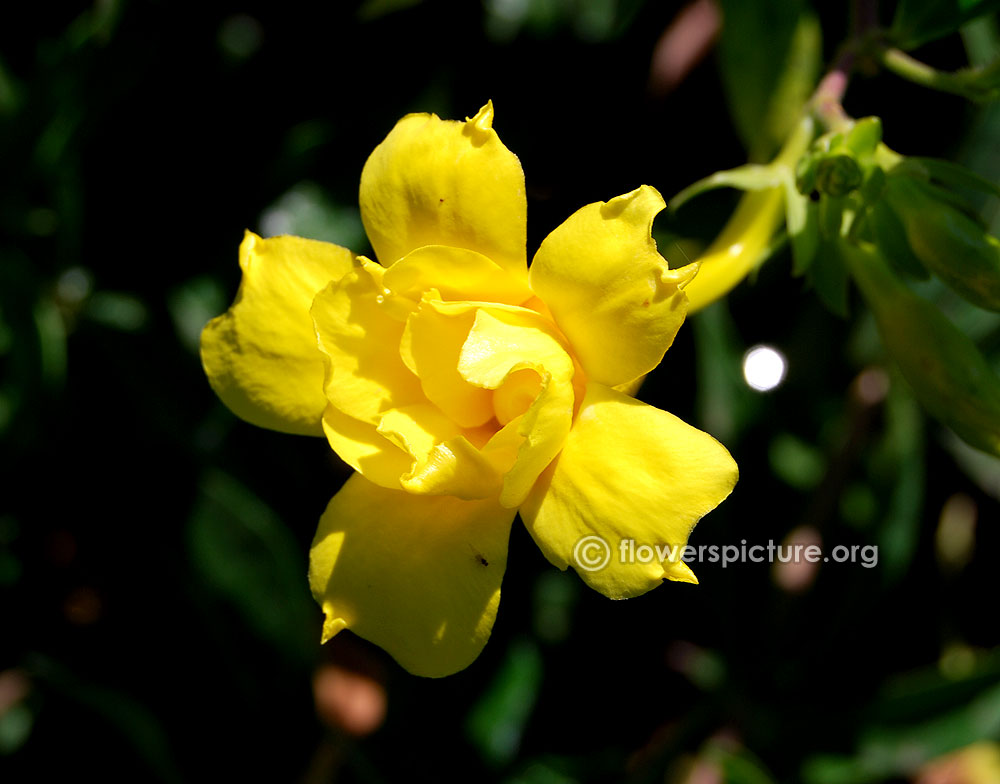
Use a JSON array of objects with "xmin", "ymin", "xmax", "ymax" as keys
[{"xmin": 492, "ymin": 368, "xmax": 542, "ymax": 426}]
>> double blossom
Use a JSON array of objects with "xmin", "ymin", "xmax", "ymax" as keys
[{"xmin": 201, "ymin": 103, "xmax": 738, "ymax": 677}]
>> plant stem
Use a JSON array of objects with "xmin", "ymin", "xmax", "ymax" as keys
[
  {"xmin": 877, "ymin": 46, "xmax": 1000, "ymax": 101},
  {"xmin": 811, "ymin": 58, "xmax": 854, "ymax": 132},
  {"xmin": 809, "ymin": 0, "xmax": 883, "ymax": 131}
]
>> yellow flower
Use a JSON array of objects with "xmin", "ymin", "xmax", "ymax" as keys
[{"xmin": 201, "ymin": 103, "xmax": 738, "ymax": 677}]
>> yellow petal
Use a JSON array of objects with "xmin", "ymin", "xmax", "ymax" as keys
[
  {"xmin": 403, "ymin": 436, "xmax": 504, "ymax": 500},
  {"xmin": 377, "ymin": 404, "xmax": 502, "ymax": 499},
  {"xmin": 399, "ymin": 300, "xmax": 495, "ymax": 429},
  {"xmin": 519, "ymin": 382, "xmax": 738, "ymax": 599},
  {"xmin": 309, "ymin": 474, "xmax": 516, "ymax": 677},
  {"xmin": 311, "ymin": 259, "xmax": 424, "ymax": 425},
  {"xmin": 321, "ymin": 404, "xmax": 412, "ymax": 489},
  {"xmin": 359, "ymin": 102, "xmax": 527, "ymax": 275},
  {"xmin": 383, "ymin": 245, "xmax": 533, "ymax": 306},
  {"xmin": 458, "ymin": 308, "xmax": 576, "ymax": 508},
  {"xmin": 201, "ymin": 231, "xmax": 354, "ymax": 435},
  {"xmin": 529, "ymin": 186, "xmax": 697, "ymax": 388}
]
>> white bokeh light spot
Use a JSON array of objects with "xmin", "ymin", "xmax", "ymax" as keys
[{"xmin": 742, "ymin": 345, "xmax": 787, "ymax": 392}]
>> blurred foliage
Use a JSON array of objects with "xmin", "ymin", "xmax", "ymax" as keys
[
  {"xmin": 892, "ymin": 0, "xmax": 1000, "ymax": 50},
  {"xmin": 2, "ymin": 1, "xmax": 1000, "ymax": 782},
  {"xmin": 716, "ymin": 0, "xmax": 820, "ymax": 160}
]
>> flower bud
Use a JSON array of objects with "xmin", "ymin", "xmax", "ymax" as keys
[{"xmin": 815, "ymin": 154, "xmax": 864, "ymax": 197}]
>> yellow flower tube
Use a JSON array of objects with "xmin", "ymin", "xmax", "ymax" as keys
[{"xmin": 684, "ymin": 116, "xmax": 815, "ymax": 312}]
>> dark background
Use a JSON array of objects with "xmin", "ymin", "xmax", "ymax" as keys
[{"xmin": 3, "ymin": 1, "xmax": 999, "ymax": 782}]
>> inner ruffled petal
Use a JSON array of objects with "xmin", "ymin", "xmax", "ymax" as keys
[
  {"xmin": 396, "ymin": 298, "xmax": 581, "ymax": 507},
  {"xmin": 457, "ymin": 307, "xmax": 578, "ymax": 508},
  {"xmin": 399, "ymin": 300, "xmax": 495, "ymax": 429},
  {"xmin": 311, "ymin": 258, "xmax": 424, "ymax": 426},
  {"xmin": 377, "ymin": 403, "xmax": 504, "ymax": 500},
  {"xmin": 492, "ymin": 368, "xmax": 543, "ymax": 426}
]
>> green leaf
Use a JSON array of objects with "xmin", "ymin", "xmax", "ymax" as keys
[
  {"xmin": 872, "ymin": 377, "xmax": 925, "ymax": 584},
  {"xmin": 768, "ymin": 432, "xmax": 826, "ymax": 489},
  {"xmin": 891, "ymin": 0, "xmax": 1000, "ymax": 50},
  {"xmin": 962, "ymin": 11, "xmax": 1000, "ymax": 66},
  {"xmin": 188, "ymin": 470, "xmax": 317, "ymax": 665},
  {"xmin": 763, "ymin": 12, "xmax": 822, "ymax": 154},
  {"xmin": 804, "ymin": 658, "xmax": 1000, "ymax": 783},
  {"xmin": 818, "ymin": 194, "xmax": 846, "ymax": 241},
  {"xmin": 669, "ymin": 164, "xmax": 782, "ymax": 212},
  {"xmin": 532, "ymin": 570, "xmax": 579, "ymax": 644},
  {"xmin": 844, "ymin": 117, "xmax": 884, "ymax": 158},
  {"xmin": 842, "ymin": 241, "xmax": 1000, "ymax": 457},
  {"xmin": 868, "ymin": 199, "xmax": 930, "ymax": 280},
  {"xmin": 0, "ymin": 703, "xmax": 32, "ymax": 755},
  {"xmin": 33, "ymin": 297, "xmax": 66, "ymax": 390},
  {"xmin": 808, "ymin": 240, "xmax": 850, "ymax": 317},
  {"xmin": 83, "ymin": 292, "xmax": 148, "ymax": 332},
  {"xmin": 466, "ymin": 639, "xmax": 543, "ymax": 767},
  {"xmin": 860, "ymin": 681, "xmax": 1000, "ymax": 772},
  {"xmin": 168, "ymin": 276, "xmax": 226, "ymax": 355},
  {"xmin": 356, "ymin": 0, "xmax": 424, "ymax": 22},
  {"xmin": 716, "ymin": 0, "xmax": 819, "ymax": 159},
  {"xmin": 904, "ymin": 156, "xmax": 1000, "ymax": 199},
  {"xmin": 783, "ymin": 173, "xmax": 819, "ymax": 274},
  {"xmin": 884, "ymin": 177, "xmax": 1000, "ymax": 311},
  {"xmin": 259, "ymin": 182, "xmax": 368, "ymax": 254}
]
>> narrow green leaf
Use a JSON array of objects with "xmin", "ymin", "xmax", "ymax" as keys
[
  {"xmin": 783, "ymin": 172, "xmax": 819, "ymax": 274},
  {"xmin": 808, "ymin": 240, "xmax": 850, "ymax": 317},
  {"xmin": 906, "ymin": 156, "xmax": 1000, "ymax": 199},
  {"xmin": 868, "ymin": 199, "xmax": 930, "ymax": 279},
  {"xmin": 669, "ymin": 164, "xmax": 782, "ymax": 212},
  {"xmin": 873, "ymin": 378, "xmax": 925, "ymax": 584}
]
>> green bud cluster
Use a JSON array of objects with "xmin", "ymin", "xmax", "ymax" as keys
[
  {"xmin": 792, "ymin": 114, "xmax": 1000, "ymax": 317},
  {"xmin": 795, "ymin": 116, "xmax": 884, "ymax": 199},
  {"xmin": 789, "ymin": 115, "xmax": 1000, "ymax": 456}
]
